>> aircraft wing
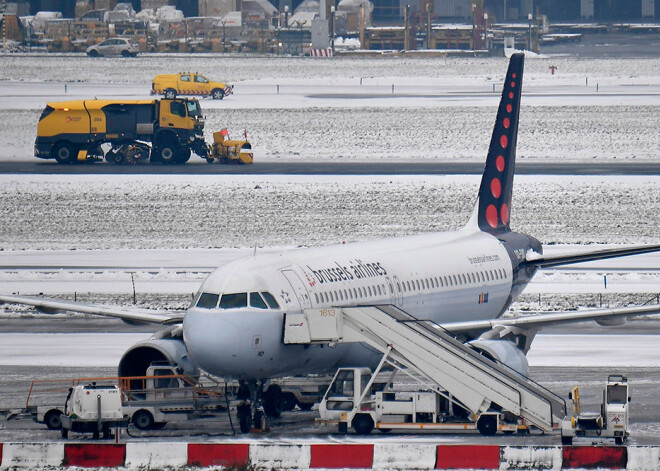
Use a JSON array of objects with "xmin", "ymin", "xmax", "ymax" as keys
[
  {"xmin": 0, "ymin": 294, "xmax": 183, "ymax": 325},
  {"xmin": 525, "ymin": 244, "xmax": 660, "ymax": 269},
  {"xmin": 441, "ymin": 304, "xmax": 660, "ymax": 339}
]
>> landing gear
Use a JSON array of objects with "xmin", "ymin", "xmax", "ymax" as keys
[{"xmin": 235, "ymin": 380, "xmax": 270, "ymax": 434}]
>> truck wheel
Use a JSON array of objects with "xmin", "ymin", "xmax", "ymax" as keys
[
  {"xmin": 280, "ymin": 392, "xmax": 296, "ymax": 411},
  {"xmin": 155, "ymin": 142, "xmax": 178, "ymax": 164},
  {"xmin": 561, "ymin": 436, "xmax": 573, "ymax": 445},
  {"xmin": 164, "ymin": 89, "xmax": 177, "ymax": 99},
  {"xmin": 133, "ymin": 409, "xmax": 155, "ymax": 430},
  {"xmin": 615, "ymin": 437, "xmax": 624, "ymax": 445},
  {"xmin": 53, "ymin": 142, "xmax": 77, "ymax": 164},
  {"xmin": 263, "ymin": 385, "xmax": 282, "ymax": 418},
  {"xmin": 477, "ymin": 415, "xmax": 497, "ymax": 436},
  {"xmin": 175, "ymin": 148, "xmax": 191, "ymax": 164},
  {"xmin": 44, "ymin": 410, "xmax": 63, "ymax": 430},
  {"xmin": 212, "ymin": 88, "xmax": 225, "ymax": 100},
  {"xmin": 61, "ymin": 427, "xmax": 68, "ymax": 439},
  {"xmin": 352, "ymin": 414, "xmax": 374, "ymax": 435}
]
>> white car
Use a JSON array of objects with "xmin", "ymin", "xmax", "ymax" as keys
[{"xmin": 86, "ymin": 37, "xmax": 139, "ymax": 57}]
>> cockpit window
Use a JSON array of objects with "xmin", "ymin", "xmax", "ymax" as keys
[
  {"xmin": 219, "ymin": 293, "xmax": 248, "ymax": 309},
  {"xmin": 261, "ymin": 292, "xmax": 280, "ymax": 309},
  {"xmin": 196, "ymin": 292, "xmax": 219, "ymax": 309},
  {"xmin": 249, "ymin": 292, "xmax": 268, "ymax": 309}
]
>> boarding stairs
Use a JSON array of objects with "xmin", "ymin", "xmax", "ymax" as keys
[{"xmin": 284, "ymin": 305, "xmax": 566, "ymax": 432}]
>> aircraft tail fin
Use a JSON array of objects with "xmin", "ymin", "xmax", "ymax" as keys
[{"xmin": 466, "ymin": 53, "xmax": 524, "ymax": 234}]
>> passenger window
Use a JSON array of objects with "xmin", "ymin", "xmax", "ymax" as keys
[
  {"xmin": 196, "ymin": 292, "xmax": 219, "ymax": 309},
  {"xmin": 249, "ymin": 292, "xmax": 268, "ymax": 309},
  {"xmin": 261, "ymin": 292, "xmax": 280, "ymax": 309},
  {"xmin": 194, "ymin": 75, "xmax": 209, "ymax": 83},
  {"xmin": 170, "ymin": 101, "xmax": 186, "ymax": 117},
  {"xmin": 314, "ymin": 293, "xmax": 319, "ymax": 304},
  {"xmin": 180, "ymin": 75, "xmax": 191, "ymax": 82},
  {"xmin": 219, "ymin": 293, "xmax": 247, "ymax": 309}
]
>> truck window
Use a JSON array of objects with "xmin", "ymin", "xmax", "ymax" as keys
[
  {"xmin": 608, "ymin": 384, "xmax": 627, "ymax": 404},
  {"xmin": 219, "ymin": 293, "xmax": 248, "ymax": 309},
  {"xmin": 180, "ymin": 75, "xmax": 191, "ymax": 82},
  {"xmin": 196, "ymin": 292, "xmax": 219, "ymax": 309},
  {"xmin": 39, "ymin": 105, "xmax": 55, "ymax": 121},
  {"xmin": 185, "ymin": 100, "xmax": 200, "ymax": 117},
  {"xmin": 194, "ymin": 75, "xmax": 208, "ymax": 83},
  {"xmin": 329, "ymin": 370, "xmax": 354, "ymax": 397},
  {"xmin": 170, "ymin": 101, "xmax": 186, "ymax": 117}
]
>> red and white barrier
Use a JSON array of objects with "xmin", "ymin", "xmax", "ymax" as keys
[
  {"xmin": 310, "ymin": 48, "xmax": 333, "ymax": 57},
  {"xmin": 1, "ymin": 442, "xmax": 658, "ymax": 469}
]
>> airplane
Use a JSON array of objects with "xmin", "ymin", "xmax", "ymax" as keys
[{"xmin": 2, "ymin": 53, "xmax": 660, "ymax": 433}]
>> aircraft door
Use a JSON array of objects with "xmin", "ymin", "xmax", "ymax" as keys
[
  {"xmin": 281, "ymin": 269, "xmax": 312, "ymax": 310},
  {"xmin": 386, "ymin": 277, "xmax": 396, "ymax": 305},
  {"xmin": 392, "ymin": 275, "xmax": 403, "ymax": 306}
]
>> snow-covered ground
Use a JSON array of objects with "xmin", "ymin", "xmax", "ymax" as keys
[
  {"xmin": 1, "ymin": 55, "xmax": 659, "ymax": 161},
  {"xmin": 0, "ymin": 174, "xmax": 657, "ymax": 251}
]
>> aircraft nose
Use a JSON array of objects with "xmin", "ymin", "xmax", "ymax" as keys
[{"xmin": 183, "ymin": 309, "xmax": 240, "ymax": 376}]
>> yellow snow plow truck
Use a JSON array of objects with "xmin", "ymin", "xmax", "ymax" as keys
[{"xmin": 35, "ymin": 98, "xmax": 209, "ymax": 164}]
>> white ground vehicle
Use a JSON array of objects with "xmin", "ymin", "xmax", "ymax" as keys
[
  {"xmin": 86, "ymin": 37, "xmax": 139, "ymax": 57},
  {"xmin": 60, "ymin": 384, "xmax": 128, "ymax": 439},
  {"xmin": 319, "ymin": 367, "xmax": 523, "ymax": 435},
  {"xmin": 560, "ymin": 375, "xmax": 630, "ymax": 445}
]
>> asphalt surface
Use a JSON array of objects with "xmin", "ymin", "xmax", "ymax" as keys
[{"xmin": 1, "ymin": 160, "xmax": 658, "ymax": 175}]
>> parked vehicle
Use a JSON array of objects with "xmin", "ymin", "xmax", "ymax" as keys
[{"xmin": 86, "ymin": 37, "xmax": 139, "ymax": 57}]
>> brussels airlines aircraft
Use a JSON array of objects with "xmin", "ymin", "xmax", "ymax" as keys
[{"xmin": 2, "ymin": 54, "xmax": 660, "ymax": 429}]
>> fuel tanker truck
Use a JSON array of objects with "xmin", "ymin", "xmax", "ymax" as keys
[{"xmin": 34, "ymin": 98, "xmax": 251, "ymax": 165}]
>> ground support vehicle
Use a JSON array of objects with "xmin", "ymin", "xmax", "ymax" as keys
[
  {"xmin": 207, "ymin": 129, "xmax": 253, "ymax": 164},
  {"xmin": 318, "ymin": 367, "xmax": 526, "ymax": 435},
  {"xmin": 35, "ymin": 98, "xmax": 208, "ymax": 165},
  {"xmin": 60, "ymin": 384, "xmax": 128, "ymax": 439},
  {"xmin": 284, "ymin": 305, "xmax": 568, "ymax": 436},
  {"xmin": 560, "ymin": 375, "xmax": 630, "ymax": 445},
  {"xmin": 23, "ymin": 365, "xmax": 325, "ymax": 432},
  {"xmin": 152, "ymin": 73, "xmax": 233, "ymax": 100}
]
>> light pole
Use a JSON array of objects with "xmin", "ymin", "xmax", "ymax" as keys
[
  {"xmin": 483, "ymin": 12, "xmax": 488, "ymax": 51},
  {"xmin": 527, "ymin": 12, "xmax": 532, "ymax": 51},
  {"xmin": 284, "ymin": 5, "xmax": 289, "ymax": 28},
  {"xmin": 330, "ymin": 5, "xmax": 335, "ymax": 55}
]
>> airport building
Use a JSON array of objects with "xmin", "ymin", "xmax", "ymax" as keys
[{"xmin": 9, "ymin": 0, "xmax": 660, "ymax": 23}]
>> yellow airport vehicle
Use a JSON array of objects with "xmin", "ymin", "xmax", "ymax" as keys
[
  {"xmin": 207, "ymin": 129, "xmax": 253, "ymax": 164},
  {"xmin": 35, "ymin": 98, "xmax": 208, "ymax": 164},
  {"xmin": 152, "ymin": 73, "xmax": 233, "ymax": 100}
]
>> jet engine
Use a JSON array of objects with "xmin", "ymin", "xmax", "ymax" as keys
[
  {"xmin": 467, "ymin": 339, "xmax": 529, "ymax": 377},
  {"xmin": 118, "ymin": 327, "xmax": 198, "ymax": 378}
]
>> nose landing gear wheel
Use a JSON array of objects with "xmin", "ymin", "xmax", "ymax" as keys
[{"xmin": 238, "ymin": 404, "xmax": 252, "ymax": 434}]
